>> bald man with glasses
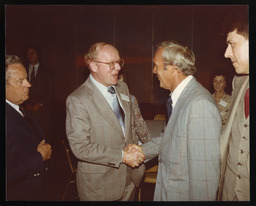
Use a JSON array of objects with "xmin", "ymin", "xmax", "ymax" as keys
[{"xmin": 66, "ymin": 42, "xmax": 145, "ymax": 201}]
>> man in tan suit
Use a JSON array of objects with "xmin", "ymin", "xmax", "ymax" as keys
[
  {"xmin": 217, "ymin": 13, "xmax": 249, "ymax": 201},
  {"xmin": 66, "ymin": 42, "xmax": 145, "ymax": 201}
]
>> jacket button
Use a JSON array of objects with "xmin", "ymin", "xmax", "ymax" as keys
[
  {"xmin": 237, "ymin": 175, "xmax": 241, "ymax": 179},
  {"xmin": 239, "ymin": 150, "xmax": 244, "ymax": 154},
  {"xmin": 243, "ymin": 124, "xmax": 248, "ymax": 127}
]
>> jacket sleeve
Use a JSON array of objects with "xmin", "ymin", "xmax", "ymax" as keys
[{"xmin": 66, "ymin": 94, "xmax": 123, "ymax": 168}]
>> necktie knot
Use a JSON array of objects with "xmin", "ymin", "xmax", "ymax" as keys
[{"xmin": 108, "ymin": 86, "xmax": 116, "ymax": 94}]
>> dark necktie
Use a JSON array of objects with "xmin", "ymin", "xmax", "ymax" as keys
[
  {"xmin": 108, "ymin": 86, "xmax": 125, "ymax": 127},
  {"xmin": 30, "ymin": 66, "xmax": 36, "ymax": 84},
  {"xmin": 244, "ymin": 88, "xmax": 249, "ymax": 118},
  {"xmin": 166, "ymin": 95, "xmax": 173, "ymax": 122},
  {"xmin": 19, "ymin": 106, "xmax": 40, "ymax": 137}
]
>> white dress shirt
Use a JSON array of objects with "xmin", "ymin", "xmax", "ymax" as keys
[{"xmin": 170, "ymin": 75, "xmax": 193, "ymax": 109}]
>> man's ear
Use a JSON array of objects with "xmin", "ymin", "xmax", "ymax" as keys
[
  {"xmin": 166, "ymin": 65, "xmax": 175, "ymax": 72},
  {"xmin": 89, "ymin": 62, "xmax": 97, "ymax": 72}
]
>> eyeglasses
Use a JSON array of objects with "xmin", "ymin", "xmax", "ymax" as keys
[{"xmin": 92, "ymin": 59, "xmax": 124, "ymax": 70}]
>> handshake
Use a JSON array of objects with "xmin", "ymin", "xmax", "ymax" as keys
[{"xmin": 122, "ymin": 144, "xmax": 145, "ymax": 168}]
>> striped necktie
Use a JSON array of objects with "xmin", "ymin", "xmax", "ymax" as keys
[{"xmin": 108, "ymin": 86, "xmax": 125, "ymax": 127}]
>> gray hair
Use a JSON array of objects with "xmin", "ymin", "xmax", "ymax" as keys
[
  {"xmin": 157, "ymin": 41, "xmax": 196, "ymax": 76},
  {"xmin": 84, "ymin": 42, "xmax": 108, "ymax": 68},
  {"xmin": 5, "ymin": 55, "xmax": 22, "ymax": 82}
]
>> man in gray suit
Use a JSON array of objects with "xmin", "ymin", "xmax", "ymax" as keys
[
  {"xmin": 66, "ymin": 42, "xmax": 145, "ymax": 201},
  {"xmin": 126, "ymin": 40, "xmax": 222, "ymax": 201},
  {"xmin": 217, "ymin": 14, "xmax": 249, "ymax": 201}
]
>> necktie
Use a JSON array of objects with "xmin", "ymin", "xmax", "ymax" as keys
[
  {"xmin": 30, "ymin": 66, "xmax": 36, "ymax": 84},
  {"xmin": 19, "ymin": 106, "xmax": 39, "ymax": 136},
  {"xmin": 108, "ymin": 86, "xmax": 125, "ymax": 127},
  {"xmin": 19, "ymin": 106, "xmax": 26, "ymax": 117},
  {"xmin": 166, "ymin": 95, "xmax": 173, "ymax": 122},
  {"xmin": 244, "ymin": 88, "xmax": 249, "ymax": 118}
]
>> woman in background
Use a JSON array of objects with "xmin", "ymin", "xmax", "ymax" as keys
[{"xmin": 212, "ymin": 71, "xmax": 231, "ymax": 127}]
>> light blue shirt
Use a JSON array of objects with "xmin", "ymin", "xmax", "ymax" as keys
[{"xmin": 89, "ymin": 74, "xmax": 125, "ymax": 134}]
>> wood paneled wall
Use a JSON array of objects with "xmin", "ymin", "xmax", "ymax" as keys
[{"xmin": 6, "ymin": 5, "xmax": 246, "ymax": 105}]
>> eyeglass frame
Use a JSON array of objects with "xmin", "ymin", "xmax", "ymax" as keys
[{"xmin": 92, "ymin": 59, "xmax": 124, "ymax": 70}]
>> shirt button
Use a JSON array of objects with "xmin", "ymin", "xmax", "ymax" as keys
[{"xmin": 239, "ymin": 150, "xmax": 244, "ymax": 154}]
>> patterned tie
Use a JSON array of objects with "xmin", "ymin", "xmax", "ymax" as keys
[
  {"xmin": 166, "ymin": 95, "xmax": 173, "ymax": 122},
  {"xmin": 244, "ymin": 88, "xmax": 249, "ymax": 118},
  {"xmin": 108, "ymin": 86, "xmax": 125, "ymax": 127},
  {"xmin": 30, "ymin": 66, "xmax": 36, "ymax": 84}
]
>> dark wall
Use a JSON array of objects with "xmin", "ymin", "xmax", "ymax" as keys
[{"xmin": 6, "ymin": 5, "xmax": 245, "ymax": 105}]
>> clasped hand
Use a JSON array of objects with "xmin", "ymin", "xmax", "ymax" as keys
[{"xmin": 122, "ymin": 144, "xmax": 145, "ymax": 168}]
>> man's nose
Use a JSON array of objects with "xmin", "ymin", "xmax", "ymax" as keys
[
  {"xmin": 153, "ymin": 66, "xmax": 156, "ymax": 74},
  {"xmin": 224, "ymin": 45, "xmax": 232, "ymax": 58},
  {"xmin": 24, "ymin": 79, "xmax": 32, "ymax": 87}
]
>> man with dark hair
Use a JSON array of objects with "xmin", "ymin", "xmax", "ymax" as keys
[
  {"xmin": 6, "ymin": 55, "xmax": 52, "ymax": 200},
  {"xmin": 22, "ymin": 46, "xmax": 54, "ymax": 141},
  {"xmin": 217, "ymin": 13, "xmax": 249, "ymax": 201}
]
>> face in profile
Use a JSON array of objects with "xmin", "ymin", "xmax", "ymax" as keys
[
  {"xmin": 213, "ymin": 75, "xmax": 226, "ymax": 93},
  {"xmin": 153, "ymin": 48, "xmax": 172, "ymax": 91},
  {"xmin": 6, "ymin": 63, "xmax": 31, "ymax": 105},
  {"xmin": 224, "ymin": 30, "xmax": 249, "ymax": 74}
]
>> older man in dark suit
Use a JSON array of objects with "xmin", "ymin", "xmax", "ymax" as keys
[{"xmin": 6, "ymin": 55, "xmax": 52, "ymax": 200}]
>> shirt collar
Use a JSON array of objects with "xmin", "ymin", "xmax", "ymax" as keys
[
  {"xmin": 89, "ymin": 74, "xmax": 116, "ymax": 98},
  {"xmin": 29, "ymin": 63, "xmax": 39, "ymax": 70},
  {"xmin": 171, "ymin": 75, "xmax": 193, "ymax": 108},
  {"xmin": 6, "ymin": 99, "xmax": 23, "ymax": 116}
]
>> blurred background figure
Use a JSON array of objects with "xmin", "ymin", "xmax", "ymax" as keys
[
  {"xmin": 119, "ymin": 71, "xmax": 151, "ymax": 144},
  {"xmin": 22, "ymin": 46, "xmax": 54, "ymax": 141},
  {"xmin": 212, "ymin": 71, "xmax": 231, "ymax": 127}
]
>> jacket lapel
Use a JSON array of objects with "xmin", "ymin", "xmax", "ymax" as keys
[
  {"xmin": 162, "ymin": 77, "xmax": 196, "ymax": 142},
  {"xmin": 86, "ymin": 79, "xmax": 125, "ymax": 138}
]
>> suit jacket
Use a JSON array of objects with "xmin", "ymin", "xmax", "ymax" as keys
[
  {"xmin": 66, "ymin": 77, "xmax": 145, "ymax": 201},
  {"xmin": 22, "ymin": 64, "xmax": 54, "ymax": 139},
  {"xmin": 217, "ymin": 75, "xmax": 249, "ymax": 201},
  {"xmin": 142, "ymin": 77, "xmax": 222, "ymax": 201},
  {"xmin": 6, "ymin": 103, "xmax": 48, "ymax": 200}
]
